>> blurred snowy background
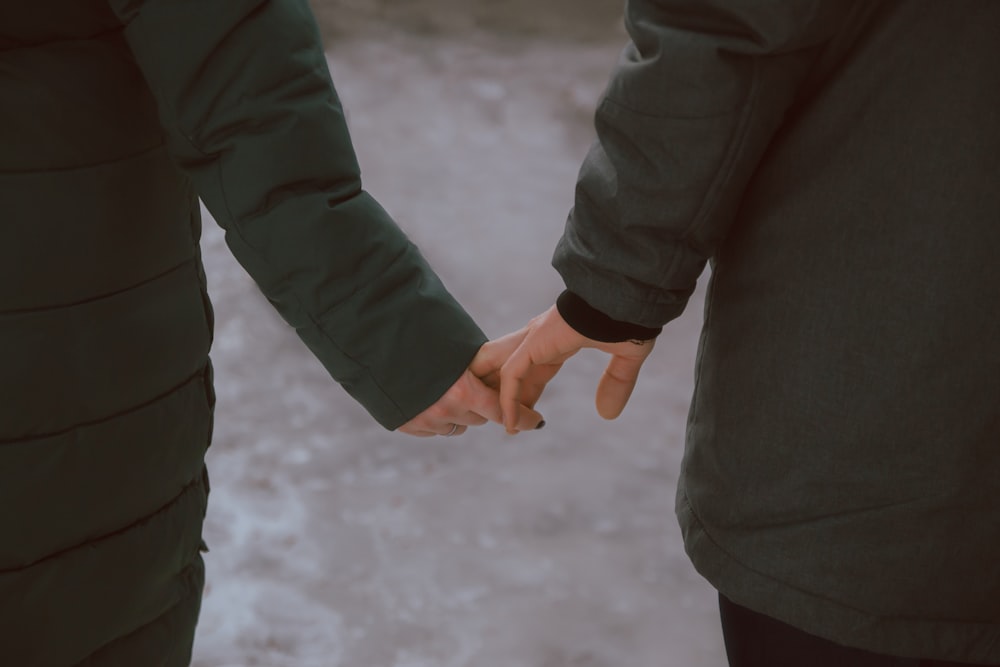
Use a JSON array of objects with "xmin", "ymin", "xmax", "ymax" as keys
[{"xmin": 191, "ymin": 1, "xmax": 725, "ymax": 665}]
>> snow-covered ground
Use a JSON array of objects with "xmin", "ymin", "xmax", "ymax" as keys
[{"xmin": 191, "ymin": 9, "xmax": 726, "ymax": 667}]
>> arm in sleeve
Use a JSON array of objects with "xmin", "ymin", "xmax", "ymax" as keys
[
  {"xmin": 553, "ymin": 0, "xmax": 860, "ymax": 328},
  {"xmin": 106, "ymin": 0, "xmax": 485, "ymax": 429}
]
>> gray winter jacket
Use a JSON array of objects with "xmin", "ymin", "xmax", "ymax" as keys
[{"xmin": 554, "ymin": 1, "xmax": 1000, "ymax": 662}]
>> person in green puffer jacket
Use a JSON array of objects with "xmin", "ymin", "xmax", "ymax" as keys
[{"xmin": 0, "ymin": 1, "xmax": 541, "ymax": 664}]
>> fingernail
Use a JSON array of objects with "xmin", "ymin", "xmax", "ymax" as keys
[{"xmin": 535, "ymin": 420, "xmax": 546, "ymax": 430}]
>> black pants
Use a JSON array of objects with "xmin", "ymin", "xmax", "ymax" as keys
[{"xmin": 719, "ymin": 594, "xmax": 994, "ymax": 667}]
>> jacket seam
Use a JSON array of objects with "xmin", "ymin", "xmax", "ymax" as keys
[
  {"xmin": 218, "ymin": 169, "xmax": 405, "ymax": 424},
  {"xmin": 307, "ymin": 241, "xmax": 424, "ymax": 423},
  {"xmin": 684, "ymin": 265, "xmax": 718, "ymax": 428},
  {"xmin": 211, "ymin": 135, "xmax": 406, "ymax": 423},
  {"xmin": 680, "ymin": 491, "xmax": 891, "ymax": 618},
  {"xmin": 0, "ymin": 365, "xmax": 208, "ymax": 446},
  {"xmin": 681, "ymin": 57, "xmax": 763, "ymax": 243},
  {"xmin": 0, "ymin": 24, "xmax": 126, "ymax": 53},
  {"xmin": 599, "ymin": 94, "xmax": 741, "ymax": 121},
  {"xmin": 0, "ymin": 142, "xmax": 165, "ymax": 176},
  {"xmin": 0, "ymin": 257, "xmax": 194, "ymax": 317},
  {"xmin": 681, "ymin": 491, "xmax": 998, "ymax": 626},
  {"xmin": 160, "ymin": 2, "xmax": 403, "ymax": 423},
  {"xmin": 0, "ymin": 470, "xmax": 206, "ymax": 574},
  {"xmin": 72, "ymin": 559, "xmax": 203, "ymax": 666}
]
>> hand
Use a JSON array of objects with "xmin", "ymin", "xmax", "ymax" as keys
[
  {"xmin": 396, "ymin": 368, "xmax": 544, "ymax": 437},
  {"xmin": 473, "ymin": 305, "xmax": 655, "ymax": 433}
]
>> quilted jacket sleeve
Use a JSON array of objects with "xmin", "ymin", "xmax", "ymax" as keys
[
  {"xmin": 553, "ymin": 0, "xmax": 860, "ymax": 328},
  {"xmin": 105, "ymin": 0, "xmax": 485, "ymax": 429}
]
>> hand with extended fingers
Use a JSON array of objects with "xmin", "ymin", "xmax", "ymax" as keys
[
  {"xmin": 471, "ymin": 305, "xmax": 656, "ymax": 434},
  {"xmin": 396, "ymin": 368, "xmax": 545, "ymax": 437},
  {"xmin": 399, "ymin": 304, "xmax": 655, "ymax": 438}
]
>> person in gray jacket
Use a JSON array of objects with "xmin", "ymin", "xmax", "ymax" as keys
[{"xmin": 479, "ymin": 0, "xmax": 1000, "ymax": 665}]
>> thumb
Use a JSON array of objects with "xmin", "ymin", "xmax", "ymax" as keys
[{"xmin": 595, "ymin": 353, "xmax": 648, "ymax": 420}]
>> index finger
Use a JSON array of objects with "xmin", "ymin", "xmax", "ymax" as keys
[
  {"xmin": 498, "ymin": 347, "xmax": 533, "ymax": 434},
  {"xmin": 461, "ymin": 368, "xmax": 544, "ymax": 432},
  {"xmin": 469, "ymin": 329, "xmax": 528, "ymax": 388}
]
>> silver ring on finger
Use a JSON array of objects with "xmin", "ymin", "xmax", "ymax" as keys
[{"xmin": 445, "ymin": 423, "xmax": 459, "ymax": 436}]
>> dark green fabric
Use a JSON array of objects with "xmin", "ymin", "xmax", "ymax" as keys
[
  {"xmin": 108, "ymin": 0, "xmax": 487, "ymax": 428},
  {"xmin": 1, "ymin": 0, "xmax": 484, "ymax": 663},
  {"xmin": 554, "ymin": 0, "xmax": 1000, "ymax": 663}
]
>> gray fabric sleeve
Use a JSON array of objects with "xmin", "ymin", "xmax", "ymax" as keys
[{"xmin": 553, "ymin": 0, "xmax": 858, "ymax": 328}]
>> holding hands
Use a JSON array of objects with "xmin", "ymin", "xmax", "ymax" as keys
[
  {"xmin": 395, "ymin": 368, "xmax": 544, "ymax": 437},
  {"xmin": 398, "ymin": 304, "xmax": 656, "ymax": 437}
]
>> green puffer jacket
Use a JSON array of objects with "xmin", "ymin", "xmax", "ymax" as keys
[
  {"xmin": 0, "ymin": 0, "xmax": 484, "ymax": 664},
  {"xmin": 554, "ymin": 0, "xmax": 1000, "ymax": 663}
]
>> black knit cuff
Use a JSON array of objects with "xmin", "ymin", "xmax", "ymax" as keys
[{"xmin": 556, "ymin": 290, "xmax": 662, "ymax": 343}]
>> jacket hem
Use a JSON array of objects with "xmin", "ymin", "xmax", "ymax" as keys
[{"xmin": 676, "ymin": 490, "xmax": 1000, "ymax": 665}]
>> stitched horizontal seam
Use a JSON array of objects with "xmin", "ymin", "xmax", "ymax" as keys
[
  {"xmin": 0, "ymin": 471, "xmax": 205, "ymax": 574},
  {"xmin": 680, "ymin": 493, "xmax": 887, "ymax": 616},
  {"xmin": 0, "ymin": 258, "xmax": 194, "ymax": 317},
  {"xmin": 601, "ymin": 94, "xmax": 741, "ymax": 120},
  {"xmin": 680, "ymin": 493, "xmax": 998, "ymax": 626},
  {"xmin": 0, "ymin": 142, "xmax": 165, "ymax": 176},
  {"xmin": 0, "ymin": 24, "xmax": 126, "ymax": 53},
  {"xmin": 0, "ymin": 366, "xmax": 207, "ymax": 446},
  {"xmin": 72, "ymin": 559, "xmax": 203, "ymax": 666}
]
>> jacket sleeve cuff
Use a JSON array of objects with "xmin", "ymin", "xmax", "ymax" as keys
[{"xmin": 556, "ymin": 290, "xmax": 662, "ymax": 343}]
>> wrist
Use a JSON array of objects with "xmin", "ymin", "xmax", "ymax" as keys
[{"xmin": 555, "ymin": 290, "xmax": 662, "ymax": 343}]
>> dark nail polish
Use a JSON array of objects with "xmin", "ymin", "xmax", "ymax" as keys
[{"xmin": 535, "ymin": 420, "xmax": 546, "ymax": 430}]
